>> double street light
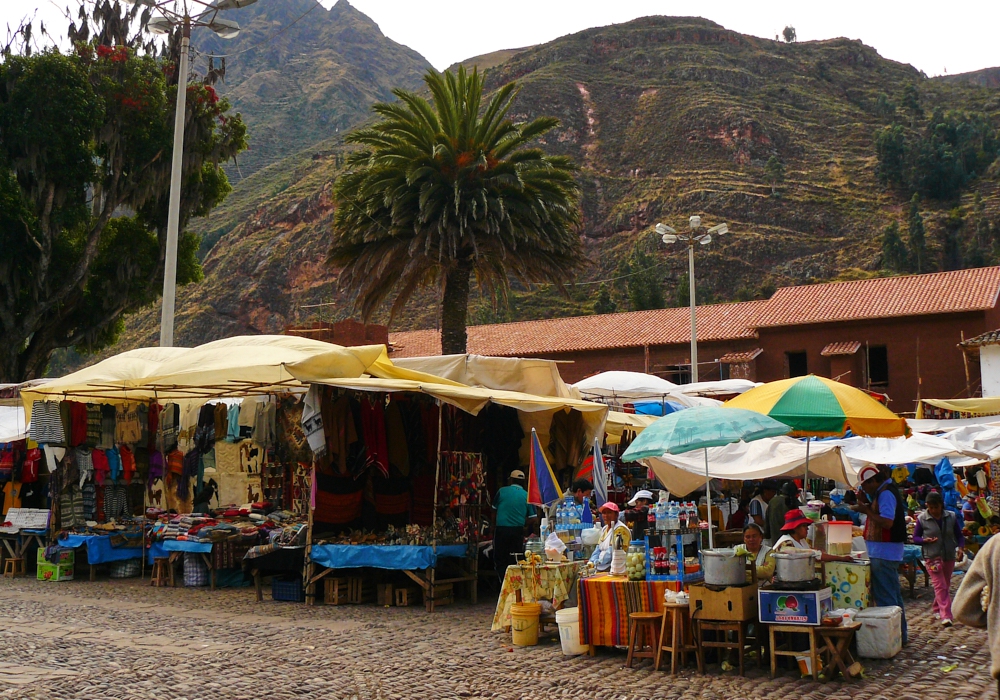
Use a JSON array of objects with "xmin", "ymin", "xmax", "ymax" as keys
[
  {"xmin": 655, "ymin": 216, "xmax": 728, "ymax": 383},
  {"xmin": 132, "ymin": 0, "xmax": 257, "ymax": 347}
]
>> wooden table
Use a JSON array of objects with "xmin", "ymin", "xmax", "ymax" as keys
[
  {"xmin": 815, "ymin": 622, "xmax": 862, "ymax": 681},
  {"xmin": 768, "ymin": 624, "xmax": 821, "ymax": 680}
]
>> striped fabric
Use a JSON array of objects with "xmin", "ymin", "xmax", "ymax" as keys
[
  {"xmin": 578, "ymin": 574, "xmax": 672, "ymax": 647},
  {"xmin": 183, "ymin": 552, "xmax": 209, "ymax": 587},
  {"xmin": 30, "ymin": 401, "xmax": 66, "ymax": 445}
]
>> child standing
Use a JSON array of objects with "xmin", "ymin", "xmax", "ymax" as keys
[{"xmin": 913, "ymin": 491, "xmax": 965, "ymax": 626}]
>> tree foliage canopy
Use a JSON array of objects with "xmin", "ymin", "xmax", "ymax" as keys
[
  {"xmin": 0, "ymin": 3, "xmax": 246, "ymax": 380},
  {"xmin": 875, "ymin": 109, "xmax": 999, "ymax": 200},
  {"xmin": 329, "ymin": 66, "xmax": 584, "ymax": 354}
]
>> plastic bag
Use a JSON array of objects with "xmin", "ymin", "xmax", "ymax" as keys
[{"xmin": 544, "ymin": 532, "xmax": 567, "ymax": 562}]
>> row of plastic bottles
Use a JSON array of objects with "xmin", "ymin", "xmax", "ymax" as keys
[
  {"xmin": 653, "ymin": 500, "xmax": 700, "ymax": 531},
  {"xmin": 554, "ymin": 500, "xmax": 586, "ymax": 533}
]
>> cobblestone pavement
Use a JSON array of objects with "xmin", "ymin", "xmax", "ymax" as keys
[{"xmin": 0, "ymin": 573, "xmax": 994, "ymax": 699}]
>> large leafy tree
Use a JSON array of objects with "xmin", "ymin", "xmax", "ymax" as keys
[
  {"xmin": 0, "ymin": 3, "xmax": 246, "ymax": 381},
  {"xmin": 329, "ymin": 67, "xmax": 585, "ymax": 354}
]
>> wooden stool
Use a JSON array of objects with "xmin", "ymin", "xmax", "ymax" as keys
[
  {"xmin": 394, "ymin": 587, "xmax": 418, "ymax": 607},
  {"xmin": 655, "ymin": 603, "xmax": 698, "ymax": 674},
  {"xmin": 816, "ymin": 622, "xmax": 863, "ymax": 681},
  {"xmin": 150, "ymin": 557, "xmax": 170, "ymax": 587},
  {"xmin": 626, "ymin": 611, "xmax": 663, "ymax": 668},
  {"xmin": 768, "ymin": 624, "xmax": 820, "ymax": 680},
  {"xmin": 3, "ymin": 557, "xmax": 23, "ymax": 578},
  {"xmin": 694, "ymin": 618, "xmax": 750, "ymax": 676}
]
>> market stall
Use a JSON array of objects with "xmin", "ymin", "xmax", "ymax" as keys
[{"xmin": 282, "ymin": 361, "xmax": 609, "ymax": 612}]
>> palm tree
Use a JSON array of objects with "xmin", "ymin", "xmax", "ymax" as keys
[{"xmin": 329, "ymin": 66, "xmax": 585, "ymax": 354}]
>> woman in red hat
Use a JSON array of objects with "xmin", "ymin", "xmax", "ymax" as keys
[
  {"xmin": 588, "ymin": 502, "xmax": 632, "ymax": 572},
  {"xmin": 772, "ymin": 508, "xmax": 853, "ymax": 563}
]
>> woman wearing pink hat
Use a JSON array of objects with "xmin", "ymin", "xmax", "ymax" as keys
[
  {"xmin": 589, "ymin": 502, "xmax": 632, "ymax": 572},
  {"xmin": 772, "ymin": 508, "xmax": 853, "ymax": 563}
]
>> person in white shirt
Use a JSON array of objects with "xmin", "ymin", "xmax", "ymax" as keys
[
  {"xmin": 749, "ymin": 479, "xmax": 777, "ymax": 529},
  {"xmin": 772, "ymin": 508, "xmax": 852, "ymax": 564}
]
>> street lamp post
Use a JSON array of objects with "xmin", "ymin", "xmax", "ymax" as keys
[
  {"xmin": 655, "ymin": 216, "xmax": 728, "ymax": 384},
  {"xmin": 135, "ymin": 0, "xmax": 255, "ymax": 347}
]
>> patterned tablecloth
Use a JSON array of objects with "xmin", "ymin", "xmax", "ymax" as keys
[
  {"xmin": 491, "ymin": 562, "xmax": 581, "ymax": 631},
  {"xmin": 578, "ymin": 574, "xmax": 673, "ymax": 647}
]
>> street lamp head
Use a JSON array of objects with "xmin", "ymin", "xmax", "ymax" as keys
[
  {"xmin": 208, "ymin": 17, "xmax": 241, "ymax": 38},
  {"xmin": 699, "ymin": 235, "xmax": 712, "ymax": 245},
  {"xmin": 146, "ymin": 16, "xmax": 174, "ymax": 33},
  {"xmin": 129, "ymin": 0, "xmax": 158, "ymax": 6},
  {"xmin": 689, "ymin": 215, "xmax": 702, "ymax": 230},
  {"xmin": 655, "ymin": 223, "xmax": 676, "ymax": 236},
  {"xmin": 661, "ymin": 234, "xmax": 678, "ymax": 244},
  {"xmin": 707, "ymin": 223, "xmax": 728, "ymax": 236}
]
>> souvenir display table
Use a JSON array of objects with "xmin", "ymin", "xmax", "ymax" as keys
[
  {"xmin": 59, "ymin": 533, "xmax": 143, "ymax": 580},
  {"xmin": 492, "ymin": 561, "xmax": 581, "ymax": 631},
  {"xmin": 0, "ymin": 509, "xmax": 51, "ymax": 565},
  {"xmin": 578, "ymin": 574, "xmax": 675, "ymax": 647},
  {"xmin": 243, "ymin": 545, "xmax": 306, "ymax": 602}
]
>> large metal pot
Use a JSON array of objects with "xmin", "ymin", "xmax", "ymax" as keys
[
  {"xmin": 702, "ymin": 548, "xmax": 746, "ymax": 586},
  {"xmin": 772, "ymin": 549, "xmax": 817, "ymax": 582}
]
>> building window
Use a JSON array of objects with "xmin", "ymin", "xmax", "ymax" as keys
[
  {"xmin": 663, "ymin": 364, "xmax": 692, "ymax": 384},
  {"xmin": 720, "ymin": 363, "xmax": 731, "ymax": 380},
  {"xmin": 868, "ymin": 345, "xmax": 889, "ymax": 387},
  {"xmin": 786, "ymin": 351, "xmax": 808, "ymax": 378}
]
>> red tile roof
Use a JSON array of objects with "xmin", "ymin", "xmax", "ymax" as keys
[
  {"xmin": 719, "ymin": 348, "xmax": 763, "ymax": 363},
  {"xmin": 821, "ymin": 341, "xmax": 861, "ymax": 356},
  {"xmin": 388, "ymin": 267, "xmax": 1000, "ymax": 359},
  {"xmin": 389, "ymin": 301, "xmax": 767, "ymax": 358},
  {"xmin": 755, "ymin": 267, "xmax": 1000, "ymax": 328}
]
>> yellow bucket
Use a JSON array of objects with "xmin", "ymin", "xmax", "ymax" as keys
[{"xmin": 510, "ymin": 602, "xmax": 542, "ymax": 646}]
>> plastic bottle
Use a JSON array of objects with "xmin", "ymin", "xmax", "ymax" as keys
[
  {"xmin": 667, "ymin": 502, "xmax": 679, "ymax": 530},
  {"xmin": 689, "ymin": 502, "xmax": 700, "ymax": 527},
  {"xmin": 668, "ymin": 547, "xmax": 678, "ymax": 577},
  {"xmin": 556, "ymin": 503, "xmax": 566, "ymax": 531},
  {"xmin": 540, "ymin": 517, "xmax": 549, "ymax": 541},
  {"xmin": 655, "ymin": 500, "xmax": 666, "ymax": 531}
]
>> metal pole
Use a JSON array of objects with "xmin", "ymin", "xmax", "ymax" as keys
[
  {"xmin": 688, "ymin": 243, "xmax": 698, "ymax": 383},
  {"xmin": 160, "ymin": 18, "xmax": 191, "ymax": 348},
  {"xmin": 704, "ymin": 448, "xmax": 713, "ymax": 550}
]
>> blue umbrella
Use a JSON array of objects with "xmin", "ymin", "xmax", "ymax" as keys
[{"xmin": 622, "ymin": 406, "xmax": 791, "ymax": 548}]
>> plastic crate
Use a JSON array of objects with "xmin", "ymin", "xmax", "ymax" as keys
[{"xmin": 272, "ymin": 576, "xmax": 305, "ymax": 602}]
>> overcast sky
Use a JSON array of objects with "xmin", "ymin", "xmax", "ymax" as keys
[{"xmin": 3, "ymin": 0, "xmax": 998, "ymax": 77}]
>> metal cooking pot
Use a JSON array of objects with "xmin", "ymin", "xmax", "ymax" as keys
[
  {"xmin": 702, "ymin": 548, "xmax": 746, "ymax": 587},
  {"xmin": 772, "ymin": 549, "xmax": 817, "ymax": 582}
]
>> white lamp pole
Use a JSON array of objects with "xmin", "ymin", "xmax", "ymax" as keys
[
  {"xmin": 160, "ymin": 16, "xmax": 190, "ymax": 348},
  {"xmin": 136, "ymin": 0, "xmax": 254, "ymax": 347},
  {"xmin": 655, "ymin": 216, "xmax": 728, "ymax": 384}
]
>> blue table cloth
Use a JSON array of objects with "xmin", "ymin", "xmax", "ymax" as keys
[
  {"xmin": 60, "ymin": 534, "xmax": 143, "ymax": 566},
  {"xmin": 310, "ymin": 544, "xmax": 468, "ymax": 571},
  {"xmin": 903, "ymin": 544, "xmax": 923, "ymax": 563},
  {"xmin": 147, "ymin": 540, "xmax": 213, "ymax": 564}
]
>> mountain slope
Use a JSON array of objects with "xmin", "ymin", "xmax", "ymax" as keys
[
  {"xmin": 192, "ymin": 0, "xmax": 431, "ymax": 190},
  {"xmin": 936, "ymin": 67, "xmax": 1000, "ymax": 89},
  {"xmin": 109, "ymin": 16, "xmax": 1000, "ymax": 355}
]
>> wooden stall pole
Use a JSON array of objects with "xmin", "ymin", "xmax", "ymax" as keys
[
  {"xmin": 305, "ymin": 455, "xmax": 317, "ymax": 606},
  {"xmin": 428, "ymin": 399, "xmax": 444, "ymax": 612}
]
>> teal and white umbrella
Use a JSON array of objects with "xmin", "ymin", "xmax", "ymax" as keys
[{"xmin": 622, "ymin": 406, "xmax": 790, "ymax": 548}]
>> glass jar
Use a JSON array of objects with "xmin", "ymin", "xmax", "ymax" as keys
[{"xmin": 627, "ymin": 542, "xmax": 646, "ymax": 581}]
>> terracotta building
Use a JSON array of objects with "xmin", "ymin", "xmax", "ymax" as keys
[{"xmin": 389, "ymin": 267, "xmax": 1000, "ymax": 414}]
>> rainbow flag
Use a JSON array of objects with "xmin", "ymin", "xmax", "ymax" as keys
[{"xmin": 527, "ymin": 428, "xmax": 563, "ymax": 506}]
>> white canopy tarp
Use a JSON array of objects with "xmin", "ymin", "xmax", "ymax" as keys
[
  {"xmin": 0, "ymin": 406, "xmax": 27, "ymax": 443},
  {"xmin": 672, "ymin": 379, "xmax": 760, "ymax": 397},
  {"xmin": 821, "ymin": 433, "xmax": 988, "ymax": 470},
  {"xmin": 941, "ymin": 425, "xmax": 1000, "ymax": 466},
  {"xmin": 641, "ymin": 436, "xmax": 853, "ymax": 496},
  {"xmin": 573, "ymin": 371, "xmax": 719, "ymax": 408},
  {"xmin": 908, "ymin": 415, "xmax": 1000, "ymax": 433}
]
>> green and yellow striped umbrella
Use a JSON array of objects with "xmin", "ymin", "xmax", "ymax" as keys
[{"xmin": 724, "ymin": 375, "xmax": 908, "ymax": 438}]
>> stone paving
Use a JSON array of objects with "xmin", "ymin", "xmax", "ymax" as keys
[{"xmin": 0, "ymin": 572, "xmax": 994, "ymax": 699}]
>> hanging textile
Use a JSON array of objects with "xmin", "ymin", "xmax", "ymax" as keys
[
  {"xmin": 385, "ymin": 400, "xmax": 409, "ymax": 476},
  {"xmin": 92, "ymin": 449, "xmax": 110, "ymax": 486},
  {"xmin": 227, "ymin": 403, "xmax": 241, "ymax": 443},
  {"xmin": 75, "ymin": 448, "xmax": 94, "ymax": 489},
  {"xmin": 115, "ymin": 403, "xmax": 142, "ymax": 444},
  {"xmin": 360, "ymin": 395, "xmax": 389, "ymax": 478},
  {"xmin": 29, "ymin": 401, "xmax": 65, "ymax": 445},
  {"xmin": 214, "ymin": 403, "xmax": 228, "ymax": 441},
  {"xmin": 119, "ymin": 445, "xmax": 136, "ymax": 484},
  {"xmin": 549, "ymin": 408, "xmax": 587, "ymax": 486},
  {"xmin": 98, "ymin": 404, "xmax": 116, "ymax": 449},
  {"xmin": 68, "ymin": 401, "xmax": 88, "ymax": 447},
  {"xmin": 86, "ymin": 405, "xmax": 102, "ymax": 448},
  {"xmin": 323, "ymin": 394, "xmax": 358, "ymax": 476}
]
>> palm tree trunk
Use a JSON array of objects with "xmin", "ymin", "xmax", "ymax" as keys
[{"xmin": 440, "ymin": 263, "xmax": 472, "ymax": 355}]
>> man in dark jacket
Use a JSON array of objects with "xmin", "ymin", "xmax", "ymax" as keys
[{"xmin": 764, "ymin": 482, "xmax": 800, "ymax": 546}]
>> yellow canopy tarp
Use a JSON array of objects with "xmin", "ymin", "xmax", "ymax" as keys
[
  {"xmin": 917, "ymin": 397, "xmax": 1000, "ymax": 418},
  {"xmin": 604, "ymin": 411, "xmax": 659, "ymax": 445}
]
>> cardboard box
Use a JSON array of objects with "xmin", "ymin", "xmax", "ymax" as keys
[
  {"xmin": 37, "ymin": 548, "xmax": 74, "ymax": 565},
  {"xmin": 689, "ymin": 583, "xmax": 759, "ymax": 621},
  {"xmin": 36, "ymin": 562, "xmax": 73, "ymax": 582},
  {"xmin": 823, "ymin": 561, "xmax": 870, "ymax": 610},
  {"xmin": 758, "ymin": 587, "xmax": 832, "ymax": 626}
]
